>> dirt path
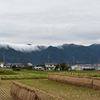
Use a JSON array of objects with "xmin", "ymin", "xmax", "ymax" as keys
[{"xmin": 0, "ymin": 80, "xmax": 13, "ymax": 100}]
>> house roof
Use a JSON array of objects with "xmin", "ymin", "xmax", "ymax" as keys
[
  {"xmin": 11, "ymin": 63, "xmax": 22, "ymax": 65},
  {"xmin": 45, "ymin": 63, "xmax": 57, "ymax": 65},
  {"xmin": 35, "ymin": 64, "xmax": 45, "ymax": 67},
  {"xmin": 6, "ymin": 63, "xmax": 12, "ymax": 65},
  {"xmin": 0, "ymin": 62, "xmax": 4, "ymax": 64}
]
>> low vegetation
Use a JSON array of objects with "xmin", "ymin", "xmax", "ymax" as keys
[
  {"xmin": 1, "ymin": 68, "xmax": 100, "ymax": 80},
  {"xmin": 0, "ymin": 68, "xmax": 48, "ymax": 80},
  {"xmin": 0, "ymin": 68, "xmax": 16, "ymax": 75},
  {"xmin": 53, "ymin": 70, "xmax": 100, "ymax": 77}
]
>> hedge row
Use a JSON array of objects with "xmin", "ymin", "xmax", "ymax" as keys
[
  {"xmin": 10, "ymin": 81, "xmax": 42, "ymax": 100},
  {"xmin": 48, "ymin": 74, "xmax": 100, "ymax": 89}
]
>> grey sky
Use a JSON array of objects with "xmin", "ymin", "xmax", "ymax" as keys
[{"xmin": 0, "ymin": 0, "xmax": 100, "ymax": 46}]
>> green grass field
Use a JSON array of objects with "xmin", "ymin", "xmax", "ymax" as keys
[
  {"xmin": 1, "ymin": 68, "xmax": 100, "ymax": 80},
  {"xmin": 0, "ymin": 69, "xmax": 48, "ymax": 80}
]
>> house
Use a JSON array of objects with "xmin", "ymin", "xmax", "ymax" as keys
[
  {"xmin": 11, "ymin": 63, "xmax": 22, "ymax": 67},
  {"xmin": 34, "ymin": 64, "xmax": 45, "ymax": 70},
  {"xmin": 81, "ymin": 64, "xmax": 95, "ymax": 70},
  {"xmin": 6, "ymin": 63, "xmax": 12, "ymax": 68},
  {"xmin": 71, "ymin": 64, "xmax": 95, "ymax": 70},
  {"xmin": 45, "ymin": 63, "xmax": 57, "ymax": 70},
  {"xmin": 94, "ymin": 64, "xmax": 100, "ymax": 70},
  {"xmin": 34, "ymin": 63, "xmax": 57, "ymax": 70},
  {"xmin": 71, "ymin": 65, "xmax": 82, "ymax": 70},
  {"xmin": 0, "ymin": 62, "xmax": 5, "ymax": 68}
]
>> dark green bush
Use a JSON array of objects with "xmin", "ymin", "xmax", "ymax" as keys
[{"xmin": 13, "ymin": 68, "xmax": 21, "ymax": 71}]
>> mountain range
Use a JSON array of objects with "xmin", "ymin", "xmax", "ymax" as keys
[{"xmin": 0, "ymin": 42, "xmax": 100, "ymax": 65}]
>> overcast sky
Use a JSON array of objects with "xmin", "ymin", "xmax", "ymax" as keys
[{"xmin": 0, "ymin": 0, "xmax": 100, "ymax": 46}]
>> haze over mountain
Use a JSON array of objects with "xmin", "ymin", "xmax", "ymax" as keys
[{"xmin": 0, "ymin": 42, "xmax": 100, "ymax": 65}]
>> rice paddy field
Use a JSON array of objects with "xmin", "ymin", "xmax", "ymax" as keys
[
  {"xmin": 1, "ymin": 68, "xmax": 100, "ymax": 100},
  {"xmin": 17, "ymin": 79, "xmax": 100, "ymax": 100},
  {"xmin": 1, "ymin": 79, "xmax": 100, "ymax": 100}
]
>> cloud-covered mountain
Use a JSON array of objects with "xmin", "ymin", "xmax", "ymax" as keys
[
  {"xmin": 0, "ymin": 42, "xmax": 47, "ymax": 52},
  {"xmin": 0, "ymin": 42, "xmax": 100, "ymax": 65}
]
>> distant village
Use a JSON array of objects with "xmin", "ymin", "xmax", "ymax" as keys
[{"xmin": 0, "ymin": 61, "xmax": 100, "ymax": 71}]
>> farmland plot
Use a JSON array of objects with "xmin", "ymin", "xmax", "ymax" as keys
[
  {"xmin": 1, "ymin": 79, "xmax": 100, "ymax": 100},
  {"xmin": 18, "ymin": 79, "xmax": 100, "ymax": 100},
  {"xmin": 0, "ymin": 80, "xmax": 13, "ymax": 100}
]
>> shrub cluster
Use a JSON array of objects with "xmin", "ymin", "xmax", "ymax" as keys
[
  {"xmin": 13, "ymin": 68, "xmax": 21, "ymax": 71},
  {"xmin": 12, "ymin": 65, "xmax": 21, "ymax": 71}
]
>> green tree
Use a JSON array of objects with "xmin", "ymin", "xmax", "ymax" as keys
[
  {"xmin": 60, "ymin": 62, "xmax": 71, "ymax": 70},
  {"xmin": 12, "ymin": 65, "xmax": 16, "ymax": 69}
]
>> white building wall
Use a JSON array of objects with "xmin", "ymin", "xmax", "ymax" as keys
[
  {"xmin": 71, "ymin": 65, "xmax": 82, "ymax": 70},
  {"xmin": 0, "ymin": 64, "xmax": 4, "ymax": 68},
  {"xmin": 34, "ymin": 66, "xmax": 44, "ymax": 70},
  {"xmin": 45, "ymin": 63, "xmax": 56, "ymax": 70},
  {"xmin": 0, "ymin": 62, "xmax": 4, "ymax": 68}
]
